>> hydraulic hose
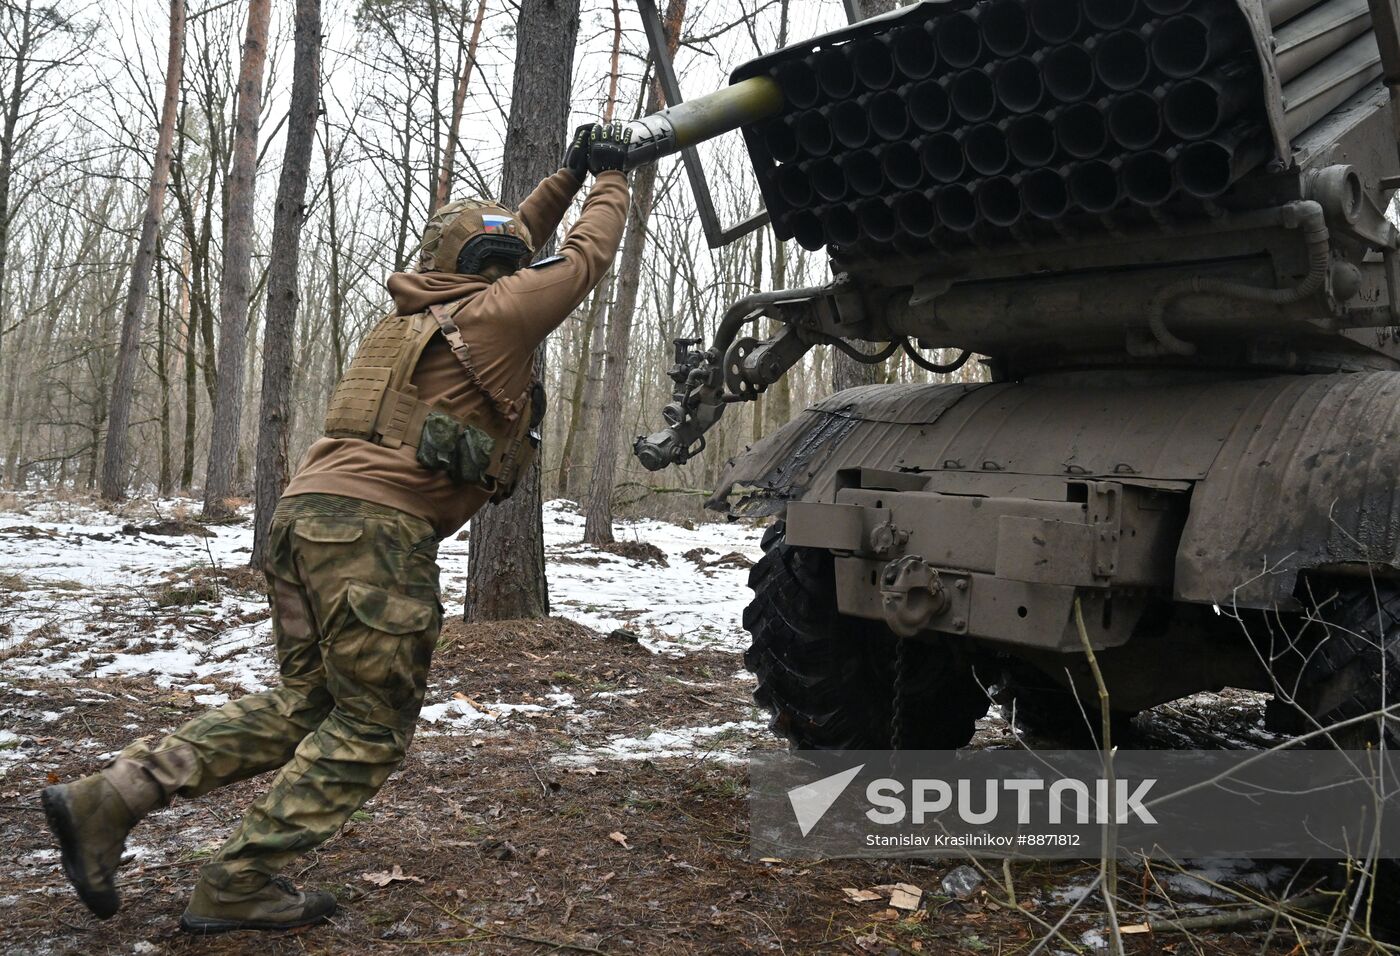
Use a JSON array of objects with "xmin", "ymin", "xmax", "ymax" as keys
[
  {"xmin": 1146, "ymin": 200, "xmax": 1330, "ymax": 355},
  {"xmin": 828, "ymin": 337, "xmax": 903, "ymax": 363},
  {"xmin": 902, "ymin": 340, "xmax": 973, "ymax": 372}
]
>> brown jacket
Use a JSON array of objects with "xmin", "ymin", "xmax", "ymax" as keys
[{"xmin": 284, "ymin": 169, "xmax": 630, "ymax": 536}]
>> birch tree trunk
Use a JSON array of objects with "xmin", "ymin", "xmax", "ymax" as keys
[
  {"xmin": 98, "ymin": 0, "xmax": 184, "ymax": 500},
  {"xmin": 251, "ymin": 0, "xmax": 320, "ymax": 568},
  {"xmin": 203, "ymin": 0, "xmax": 270, "ymax": 519},
  {"xmin": 581, "ymin": 0, "xmax": 686, "ymax": 546},
  {"xmin": 464, "ymin": 0, "xmax": 580, "ymax": 621}
]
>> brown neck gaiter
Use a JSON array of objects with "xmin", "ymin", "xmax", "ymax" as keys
[{"xmin": 386, "ymin": 271, "xmax": 491, "ymax": 315}]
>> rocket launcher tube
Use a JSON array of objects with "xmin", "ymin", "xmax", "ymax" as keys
[{"xmin": 620, "ymin": 76, "xmax": 784, "ymax": 171}]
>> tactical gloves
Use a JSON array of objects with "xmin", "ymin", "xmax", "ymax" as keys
[
  {"xmin": 588, "ymin": 121, "xmax": 631, "ymax": 174},
  {"xmin": 563, "ymin": 123, "xmax": 596, "ymax": 181},
  {"xmin": 564, "ymin": 120, "xmax": 631, "ymax": 177}
]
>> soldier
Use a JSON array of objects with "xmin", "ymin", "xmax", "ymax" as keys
[{"xmin": 41, "ymin": 122, "xmax": 632, "ymax": 933}]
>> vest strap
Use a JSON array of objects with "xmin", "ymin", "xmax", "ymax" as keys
[{"xmin": 428, "ymin": 303, "xmax": 532, "ymax": 423}]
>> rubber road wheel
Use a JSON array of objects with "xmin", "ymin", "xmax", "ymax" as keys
[
  {"xmin": 742, "ymin": 522, "xmax": 991, "ymax": 750},
  {"xmin": 1267, "ymin": 578, "xmax": 1400, "ymax": 749}
]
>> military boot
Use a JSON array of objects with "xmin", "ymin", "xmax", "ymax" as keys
[
  {"xmin": 180, "ymin": 873, "xmax": 337, "ymax": 934},
  {"xmin": 41, "ymin": 759, "xmax": 165, "ymax": 919}
]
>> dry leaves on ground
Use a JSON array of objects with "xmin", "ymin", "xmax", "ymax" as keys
[{"xmin": 361, "ymin": 865, "xmax": 424, "ymax": 887}]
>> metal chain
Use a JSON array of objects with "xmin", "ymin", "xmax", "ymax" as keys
[{"xmin": 890, "ymin": 632, "xmax": 908, "ymax": 752}]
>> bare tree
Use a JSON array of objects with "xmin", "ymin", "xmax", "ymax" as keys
[
  {"xmin": 434, "ymin": 0, "xmax": 487, "ymax": 213},
  {"xmin": 251, "ymin": 0, "xmax": 320, "ymax": 566},
  {"xmin": 203, "ymin": 0, "xmax": 271, "ymax": 518},
  {"xmin": 556, "ymin": 4, "xmax": 623, "ymax": 498},
  {"xmin": 581, "ymin": 0, "xmax": 687, "ymax": 545},
  {"xmin": 463, "ymin": 0, "xmax": 581, "ymax": 621},
  {"xmin": 98, "ymin": 0, "xmax": 185, "ymax": 501},
  {"xmin": 0, "ymin": 2, "xmax": 86, "ymax": 362}
]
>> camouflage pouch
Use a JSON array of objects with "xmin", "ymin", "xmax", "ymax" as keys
[
  {"xmin": 415, "ymin": 411, "xmax": 494, "ymax": 485},
  {"xmin": 416, "ymin": 412, "xmax": 460, "ymax": 476},
  {"xmin": 456, "ymin": 424, "xmax": 494, "ymax": 485}
]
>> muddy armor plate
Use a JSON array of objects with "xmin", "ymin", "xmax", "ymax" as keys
[{"xmin": 714, "ymin": 374, "xmax": 1400, "ymax": 610}]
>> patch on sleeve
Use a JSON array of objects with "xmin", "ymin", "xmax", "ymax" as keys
[{"xmin": 527, "ymin": 255, "xmax": 566, "ymax": 269}]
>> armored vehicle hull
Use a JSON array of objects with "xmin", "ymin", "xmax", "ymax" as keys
[
  {"xmin": 623, "ymin": 0, "xmax": 1400, "ymax": 751},
  {"xmin": 709, "ymin": 372, "xmax": 1400, "ymax": 743}
]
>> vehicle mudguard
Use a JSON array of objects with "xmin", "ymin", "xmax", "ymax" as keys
[{"xmin": 711, "ymin": 373, "xmax": 1400, "ymax": 610}]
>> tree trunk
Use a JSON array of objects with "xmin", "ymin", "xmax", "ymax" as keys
[
  {"xmin": 203, "ymin": 0, "xmax": 270, "ymax": 518},
  {"xmin": 155, "ymin": 237, "xmax": 173, "ymax": 495},
  {"xmin": 178, "ymin": 224, "xmax": 197, "ymax": 489},
  {"xmin": 322, "ymin": 108, "xmax": 346, "ymax": 382},
  {"xmin": 557, "ymin": 281, "xmax": 607, "ymax": 498},
  {"xmin": 98, "ymin": 0, "xmax": 184, "ymax": 500},
  {"xmin": 604, "ymin": 0, "xmax": 622, "ymax": 122},
  {"xmin": 433, "ymin": 0, "xmax": 487, "ymax": 213},
  {"xmin": 463, "ymin": 0, "xmax": 580, "ymax": 622},
  {"xmin": 251, "ymin": 0, "xmax": 320, "ymax": 568},
  {"xmin": 557, "ymin": 15, "xmax": 622, "ymax": 500},
  {"xmin": 0, "ymin": 2, "xmax": 32, "ymax": 375},
  {"xmin": 581, "ymin": 0, "xmax": 686, "ymax": 546}
]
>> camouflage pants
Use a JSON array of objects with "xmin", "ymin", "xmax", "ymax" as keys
[{"xmin": 115, "ymin": 494, "xmax": 441, "ymax": 890}]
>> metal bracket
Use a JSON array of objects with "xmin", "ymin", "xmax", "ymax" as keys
[
  {"xmin": 1088, "ymin": 482, "xmax": 1122, "ymax": 579},
  {"xmin": 723, "ymin": 324, "xmax": 813, "ymax": 398},
  {"xmin": 635, "ymin": 0, "xmax": 768, "ymax": 248},
  {"xmin": 1304, "ymin": 165, "xmax": 1400, "ymax": 250},
  {"xmin": 879, "ymin": 555, "xmax": 953, "ymax": 637}
]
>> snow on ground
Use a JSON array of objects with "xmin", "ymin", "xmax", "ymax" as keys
[
  {"xmin": 440, "ymin": 500, "xmax": 764, "ymax": 655},
  {"xmin": 553, "ymin": 719, "xmax": 770, "ymax": 766},
  {"xmin": 0, "ymin": 496, "xmax": 274, "ymax": 692},
  {"xmin": 0, "ymin": 493, "xmax": 765, "ymax": 761}
]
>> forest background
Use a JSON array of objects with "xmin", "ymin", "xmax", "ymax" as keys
[{"xmin": 0, "ymin": 0, "xmax": 982, "ymax": 615}]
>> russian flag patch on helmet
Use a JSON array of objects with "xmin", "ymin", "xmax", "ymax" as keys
[{"xmin": 481, "ymin": 214, "xmax": 514, "ymax": 235}]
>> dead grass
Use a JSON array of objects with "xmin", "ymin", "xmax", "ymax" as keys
[
  {"xmin": 597, "ymin": 540, "xmax": 668, "ymax": 566},
  {"xmin": 0, "ymin": 571, "xmax": 86, "ymax": 593},
  {"xmin": 0, "ymin": 616, "xmax": 1379, "ymax": 954}
]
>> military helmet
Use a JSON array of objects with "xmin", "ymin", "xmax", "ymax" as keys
[{"xmin": 417, "ymin": 199, "xmax": 535, "ymax": 276}]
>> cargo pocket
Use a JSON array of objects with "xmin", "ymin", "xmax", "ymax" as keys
[
  {"xmin": 292, "ymin": 517, "xmax": 365, "ymax": 545},
  {"xmin": 269, "ymin": 576, "xmax": 323, "ymax": 691},
  {"xmin": 292, "ymin": 517, "xmax": 369, "ymax": 589},
  {"xmin": 340, "ymin": 581, "xmax": 439, "ymax": 713}
]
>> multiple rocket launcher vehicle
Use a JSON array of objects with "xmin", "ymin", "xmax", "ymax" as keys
[
  {"xmin": 757, "ymin": 0, "xmax": 1379, "ymax": 246},
  {"xmin": 615, "ymin": 0, "xmax": 1400, "ymax": 744}
]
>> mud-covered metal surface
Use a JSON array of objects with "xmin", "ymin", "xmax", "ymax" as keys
[
  {"xmin": 716, "ymin": 373, "xmax": 1400, "ymax": 609},
  {"xmin": 712, "ymin": 377, "xmax": 1262, "ymax": 514},
  {"xmin": 1176, "ymin": 371, "xmax": 1400, "ymax": 607},
  {"xmin": 709, "ymin": 383, "xmax": 980, "ymax": 515}
]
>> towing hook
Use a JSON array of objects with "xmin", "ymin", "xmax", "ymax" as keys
[{"xmin": 879, "ymin": 555, "xmax": 950, "ymax": 637}]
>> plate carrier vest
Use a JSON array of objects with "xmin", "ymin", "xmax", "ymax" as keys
[{"xmin": 322, "ymin": 300, "xmax": 542, "ymax": 502}]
